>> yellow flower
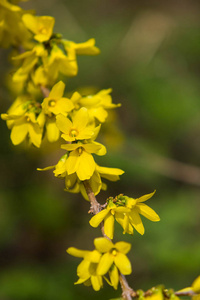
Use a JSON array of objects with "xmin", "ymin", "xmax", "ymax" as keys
[
  {"xmin": 12, "ymin": 44, "xmax": 48, "ymax": 83},
  {"xmin": 90, "ymin": 191, "xmax": 160, "ymax": 238},
  {"xmin": 94, "ymin": 237, "xmax": 132, "ymax": 276},
  {"xmin": 79, "ymin": 89, "xmax": 121, "ymax": 123},
  {"xmin": 1, "ymin": 95, "xmax": 43, "ymax": 147},
  {"xmin": 90, "ymin": 201, "xmax": 129, "ymax": 240},
  {"xmin": 22, "ymin": 14, "xmax": 55, "ymax": 42},
  {"xmin": 66, "ymin": 247, "xmax": 103, "ymax": 291},
  {"xmin": 2, "ymin": 110, "xmax": 43, "ymax": 147},
  {"xmin": 61, "ymin": 142, "xmax": 102, "ymax": 180},
  {"xmin": 42, "ymin": 81, "xmax": 74, "ymax": 116},
  {"xmin": 56, "ymin": 107, "xmax": 96, "ymax": 142},
  {"xmin": 43, "ymin": 44, "xmax": 78, "ymax": 81},
  {"xmin": 122, "ymin": 190, "xmax": 160, "ymax": 235}
]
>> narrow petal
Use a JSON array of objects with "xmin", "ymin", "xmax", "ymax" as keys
[
  {"xmin": 84, "ymin": 250, "xmax": 101, "ymax": 263},
  {"xmin": 56, "ymin": 114, "xmax": 72, "ymax": 134},
  {"xmin": 137, "ymin": 190, "xmax": 156, "ymax": 203},
  {"xmin": 76, "ymin": 151, "xmax": 96, "ymax": 180},
  {"xmin": 94, "ymin": 237, "xmax": 113, "ymax": 253},
  {"xmin": 109, "ymin": 265, "xmax": 119, "ymax": 290},
  {"xmin": 28, "ymin": 123, "xmax": 42, "ymax": 148},
  {"xmin": 137, "ymin": 203, "xmax": 160, "ymax": 222},
  {"xmin": 46, "ymin": 118, "xmax": 60, "ymax": 142},
  {"xmin": 11, "ymin": 122, "xmax": 28, "ymax": 145},
  {"xmin": 129, "ymin": 209, "xmax": 145, "ymax": 235},
  {"xmin": 66, "ymin": 247, "xmax": 89, "ymax": 258},
  {"xmin": 89, "ymin": 209, "xmax": 110, "ymax": 228},
  {"xmin": 115, "ymin": 241, "xmax": 131, "ymax": 254},
  {"xmin": 97, "ymin": 253, "xmax": 113, "ymax": 275},
  {"xmin": 73, "ymin": 107, "xmax": 89, "ymax": 130},
  {"xmin": 114, "ymin": 253, "xmax": 132, "ymax": 275},
  {"xmin": 65, "ymin": 151, "xmax": 80, "ymax": 175},
  {"xmin": 192, "ymin": 276, "xmax": 200, "ymax": 293},
  {"xmin": 77, "ymin": 260, "xmax": 90, "ymax": 278},
  {"xmin": 104, "ymin": 213, "xmax": 115, "ymax": 239},
  {"xmin": 49, "ymin": 81, "xmax": 65, "ymax": 99},
  {"xmin": 91, "ymin": 275, "xmax": 103, "ymax": 291}
]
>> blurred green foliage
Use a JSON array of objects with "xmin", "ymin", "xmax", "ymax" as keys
[{"xmin": 0, "ymin": 0, "xmax": 200, "ymax": 299}]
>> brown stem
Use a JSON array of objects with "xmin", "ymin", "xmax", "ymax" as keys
[
  {"xmin": 83, "ymin": 179, "xmax": 135, "ymax": 300},
  {"xmin": 40, "ymin": 85, "xmax": 50, "ymax": 98}
]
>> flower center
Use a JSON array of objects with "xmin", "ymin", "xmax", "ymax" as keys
[
  {"xmin": 39, "ymin": 27, "xmax": 47, "ymax": 35},
  {"xmin": 69, "ymin": 128, "xmax": 79, "ymax": 138},
  {"xmin": 111, "ymin": 249, "xmax": 117, "ymax": 256},
  {"xmin": 48, "ymin": 100, "xmax": 56, "ymax": 107},
  {"xmin": 78, "ymin": 147, "xmax": 83, "ymax": 155}
]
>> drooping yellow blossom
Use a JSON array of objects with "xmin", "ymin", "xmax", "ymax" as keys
[
  {"xmin": 79, "ymin": 89, "xmax": 121, "ymax": 123},
  {"xmin": 66, "ymin": 247, "xmax": 103, "ymax": 291},
  {"xmin": 90, "ymin": 201, "xmax": 129, "ymax": 240},
  {"xmin": 66, "ymin": 237, "xmax": 131, "ymax": 291},
  {"xmin": 56, "ymin": 107, "xmax": 96, "ymax": 142},
  {"xmin": 94, "ymin": 237, "xmax": 132, "ymax": 276},
  {"xmin": 42, "ymin": 81, "xmax": 74, "ymax": 116},
  {"xmin": 90, "ymin": 191, "xmax": 160, "ymax": 238},
  {"xmin": 12, "ymin": 44, "xmax": 48, "ymax": 83},
  {"xmin": 123, "ymin": 190, "xmax": 160, "ymax": 235},
  {"xmin": 1, "ymin": 95, "xmax": 43, "ymax": 147},
  {"xmin": 61, "ymin": 142, "xmax": 104, "ymax": 181},
  {"xmin": 43, "ymin": 44, "xmax": 78, "ymax": 81},
  {"xmin": 2, "ymin": 110, "xmax": 43, "ymax": 147},
  {"xmin": 38, "ymin": 155, "xmax": 124, "ymax": 200},
  {"xmin": 22, "ymin": 14, "xmax": 55, "ymax": 42}
]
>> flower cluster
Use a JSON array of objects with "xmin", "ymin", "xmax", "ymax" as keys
[
  {"xmin": 67, "ymin": 237, "xmax": 132, "ymax": 291},
  {"xmin": 90, "ymin": 191, "xmax": 160, "ymax": 239}
]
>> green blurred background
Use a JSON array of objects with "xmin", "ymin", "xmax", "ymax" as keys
[{"xmin": 0, "ymin": 0, "xmax": 200, "ymax": 299}]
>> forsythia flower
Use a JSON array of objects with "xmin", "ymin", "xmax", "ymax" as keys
[
  {"xmin": 66, "ymin": 237, "xmax": 132, "ymax": 291},
  {"xmin": 61, "ymin": 142, "xmax": 104, "ymax": 181},
  {"xmin": 90, "ymin": 191, "xmax": 160, "ymax": 239},
  {"xmin": 94, "ymin": 237, "xmax": 132, "ymax": 276},
  {"xmin": 22, "ymin": 14, "xmax": 55, "ymax": 42},
  {"xmin": 38, "ymin": 155, "xmax": 124, "ymax": 200},
  {"xmin": 56, "ymin": 107, "xmax": 96, "ymax": 141},
  {"xmin": 66, "ymin": 247, "xmax": 103, "ymax": 291},
  {"xmin": 1, "ymin": 95, "xmax": 43, "ymax": 147},
  {"xmin": 42, "ymin": 81, "xmax": 74, "ymax": 116},
  {"xmin": 79, "ymin": 88, "xmax": 121, "ymax": 123}
]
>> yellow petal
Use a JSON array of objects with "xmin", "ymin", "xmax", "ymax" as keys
[
  {"xmin": 109, "ymin": 264, "xmax": 119, "ymax": 290},
  {"xmin": 65, "ymin": 150, "xmax": 80, "ymax": 175},
  {"xmin": 89, "ymin": 209, "xmax": 110, "ymax": 228},
  {"xmin": 49, "ymin": 81, "xmax": 65, "ymax": 100},
  {"xmin": 73, "ymin": 107, "xmax": 89, "ymax": 130},
  {"xmin": 115, "ymin": 241, "xmax": 131, "ymax": 254},
  {"xmin": 28, "ymin": 123, "xmax": 42, "ymax": 148},
  {"xmin": 137, "ymin": 203, "xmax": 160, "ymax": 222},
  {"xmin": 94, "ymin": 237, "xmax": 113, "ymax": 253},
  {"xmin": 66, "ymin": 247, "xmax": 88, "ymax": 258},
  {"xmin": 114, "ymin": 253, "xmax": 132, "ymax": 275},
  {"xmin": 84, "ymin": 250, "xmax": 101, "ymax": 263},
  {"xmin": 137, "ymin": 190, "xmax": 156, "ymax": 203},
  {"xmin": 91, "ymin": 275, "xmax": 103, "ymax": 291},
  {"xmin": 129, "ymin": 209, "xmax": 145, "ymax": 235},
  {"xmin": 97, "ymin": 252, "xmax": 113, "ymax": 275},
  {"xmin": 192, "ymin": 276, "xmax": 200, "ymax": 293},
  {"xmin": 76, "ymin": 151, "xmax": 96, "ymax": 180},
  {"xmin": 104, "ymin": 213, "xmax": 115, "ymax": 239},
  {"xmin": 56, "ymin": 114, "xmax": 72, "ymax": 134},
  {"xmin": 10, "ymin": 122, "xmax": 28, "ymax": 145},
  {"xmin": 46, "ymin": 118, "xmax": 60, "ymax": 142}
]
